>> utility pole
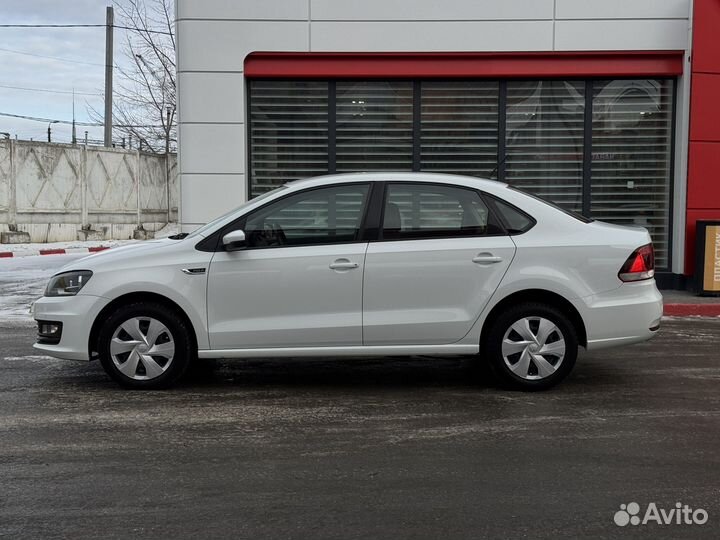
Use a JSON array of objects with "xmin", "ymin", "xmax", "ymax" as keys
[
  {"xmin": 165, "ymin": 106, "xmax": 172, "ymax": 223},
  {"xmin": 103, "ymin": 6, "xmax": 114, "ymax": 147},
  {"xmin": 72, "ymin": 88, "xmax": 77, "ymax": 145}
]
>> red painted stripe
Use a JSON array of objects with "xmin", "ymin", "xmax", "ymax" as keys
[
  {"xmin": 244, "ymin": 51, "xmax": 684, "ymax": 79},
  {"xmin": 664, "ymin": 303, "xmax": 720, "ymax": 317},
  {"xmin": 88, "ymin": 246, "xmax": 109, "ymax": 252},
  {"xmin": 0, "ymin": 252, "xmax": 13, "ymax": 258},
  {"xmin": 39, "ymin": 248, "xmax": 66, "ymax": 255}
]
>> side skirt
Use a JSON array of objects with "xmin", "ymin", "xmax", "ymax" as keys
[{"xmin": 197, "ymin": 344, "xmax": 479, "ymax": 359}]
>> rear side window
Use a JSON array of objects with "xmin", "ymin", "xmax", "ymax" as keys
[
  {"xmin": 382, "ymin": 183, "xmax": 504, "ymax": 240},
  {"xmin": 490, "ymin": 197, "xmax": 535, "ymax": 234},
  {"xmin": 508, "ymin": 185, "xmax": 593, "ymax": 224}
]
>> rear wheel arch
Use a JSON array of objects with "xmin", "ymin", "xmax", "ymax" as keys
[
  {"xmin": 480, "ymin": 289, "xmax": 587, "ymax": 350},
  {"xmin": 88, "ymin": 292, "xmax": 198, "ymax": 360}
]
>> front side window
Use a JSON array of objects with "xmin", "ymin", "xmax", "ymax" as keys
[
  {"xmin": 382, "ymin": 183, "xmax": 503, "ymax": 240},
  {"xmin": 244, "ymin": 184, "xmax": 370, "ymax": 248}
]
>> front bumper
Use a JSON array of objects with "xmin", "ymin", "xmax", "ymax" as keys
[
  {"xmin": 32, "ymin": 294, "xmax": 108, "ymax": 361},
  {"xmin": 581, "ymin": 279, "xmax": 663, "ymax": 351}
]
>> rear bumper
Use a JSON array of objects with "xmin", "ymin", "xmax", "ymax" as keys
[
  {"xmin": 580, "ymin": 280, "xmax": 663, "ymax": 351},
  {"xmin": 32, "ymin": 294, "xmax": 107, "ymax": 361}
]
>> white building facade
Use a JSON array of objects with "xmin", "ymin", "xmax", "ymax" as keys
[{"xmin": 176, "ymin": 0, "xmax": 719, "ymax": 288}]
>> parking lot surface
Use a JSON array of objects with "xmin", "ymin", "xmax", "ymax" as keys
[{"xmin": 1, "ymin": 317, "xmax": 719, "ymax": 539}]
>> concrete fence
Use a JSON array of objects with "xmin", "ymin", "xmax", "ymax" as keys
[{"xmin": 0, "ymin": 139, "xmax": 178, "ymax": 243}]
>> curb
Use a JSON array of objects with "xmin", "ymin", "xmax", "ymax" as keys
[
  {"xmin": 0, "ymin": 246, "xmax": 110, "ymax": 259},
  {"xmin": 664, "ymin": 303, "xmax": 720, "ymax": 317}
]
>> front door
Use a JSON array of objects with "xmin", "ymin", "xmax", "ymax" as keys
[
  {"xmin": 207, "ymin": 183, "xmax": 371, "ymax": 350},
  {"xmin": 363, "ymin": 182, "xmax": 516, "ymax": 345}
]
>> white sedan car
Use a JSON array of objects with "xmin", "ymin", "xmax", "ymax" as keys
[{"xmin": 33, "ymin": 173, "xmax": 662, "ymax": 390}]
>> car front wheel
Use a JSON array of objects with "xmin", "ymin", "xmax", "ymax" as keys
[
  {"xmin": 98, "ymin": 302, "xmax": 193, "ymax": 389},
  {"xmin": 482, "ymin": 303, "xmax": 578, "ymax": 391}
]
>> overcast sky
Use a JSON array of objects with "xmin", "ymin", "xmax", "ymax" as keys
[{"xmin": 0, "ymin": 1, "xmax": 136, "ymax": 144}]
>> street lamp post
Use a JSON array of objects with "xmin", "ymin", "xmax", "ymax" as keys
[{"xmin": 47, "ymin": 120, "xmax": 59, "ymax": 143}]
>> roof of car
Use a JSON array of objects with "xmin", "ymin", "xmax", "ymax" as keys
[{"xmin": 286, "ymin": 172, "xmax": 508, "ymax": 191}]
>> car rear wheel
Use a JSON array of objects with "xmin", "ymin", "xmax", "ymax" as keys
[
  {"xmin": 482, "ymin": 302, "xmax": 578, "ymax": 391},
  {"xmin": 98, "ymin": 302, "xmax": 193, "ymax": 389}
]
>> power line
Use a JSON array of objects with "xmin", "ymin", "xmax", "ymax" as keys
[
  {"xmin": 0, "ymin": 46, "xmax": 106, "ymax": 67},
  {"xmin": 0, "ymin": 111, "xmax": 167, "ymax": 128},
  {"xmin": 0, "ymin": 83, "xmax": 101, "ymax": 96},
  {"xmin": 0, "ymin": 23, "xmax": 105, "ymax": 29},
  {"xmin": 0, "ymin": 23, "xmax": 172, "ymax": 35}
]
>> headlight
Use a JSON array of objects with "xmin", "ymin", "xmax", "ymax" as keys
[{"xmin": 45, "ymin": 270, "xmax": 93, "ymax": 297}]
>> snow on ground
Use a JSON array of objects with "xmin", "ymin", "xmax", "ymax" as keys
[
  {"xmin": 1, "ymin": 238, "xmax": 138, "ymax": 256},
  {"xmin": 0, "ymin": 253, "xmax": 91, "ymax": 326},
  {"xmin": 154, "ymin": 222, "xmax": 180, "ymax": 238}
]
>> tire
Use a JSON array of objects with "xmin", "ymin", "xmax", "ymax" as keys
[
  {"xmin": 481, "ymin": 302, "xmax": 578, "ymax": 391},
  {"xmin": 98, "ymin": 302, "xmax": 194, "ymax": 389}
]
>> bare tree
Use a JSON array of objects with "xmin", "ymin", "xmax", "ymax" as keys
[{"xmin": 90, "ymin": 0, "xmax": 176, "ymax": 153}]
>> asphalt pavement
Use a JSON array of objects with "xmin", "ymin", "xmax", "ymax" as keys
[{"xmin": 1, "ymin": 316, "xmax": 719, "ymax": 539}]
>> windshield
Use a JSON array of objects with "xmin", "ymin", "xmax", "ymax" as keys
[{"xmin": 186, "ymin": 185, "xmax": 288, "ymax": 238}]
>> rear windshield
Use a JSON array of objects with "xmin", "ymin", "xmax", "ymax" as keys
[{"xmin": 508, "ymin": 185, "xmax": 594, "ymax": 224}]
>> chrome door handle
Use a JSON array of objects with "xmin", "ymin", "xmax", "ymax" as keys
[
  {"xmin": 472, "ymin": 254, "xmax": 503, "ymax": 264},
  {"xmin": 329, "ymin": 259, "xmax": 359, "ymax": 270}
]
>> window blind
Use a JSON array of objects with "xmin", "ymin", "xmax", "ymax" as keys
[
  {"xmin": 249, "ymin": 81, "xmax": 328, "ymax": 196},
  {"xmin": 335, "ymin": 81, "xmax": 413, "ymax": 172},
  {"xmin": 420, "ymin": 81, "xmax": 499, "ymax": 177},
  {"xmin": 505, "ymin": 81, "xmax": 585, "ymax": 213},
  {"xmin": 591, "ymin": 79, "xmax": 673, "ymax": 268}
]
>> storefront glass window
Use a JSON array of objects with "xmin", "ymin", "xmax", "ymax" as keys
[
  {"xmin": 248, "ymin": 78, "xmax": 674, "ymax": 269},
  {"xmin": 591, "ymin": 79, "xmax": 673, "ymax": 268},
  {"xmin": 250, "ymin": 81, "xmax": 328, "ymax": 195},
  {"xmin": 420, "ymin": 81, "xmax": 499, "ymax": 177},
  {"xmin": 505, "ymin": 80, "xmax": 585, "ymax": 213},
  {"xmin": 336, "ymin": 81, "xmax": 413, "ymax": 173}
]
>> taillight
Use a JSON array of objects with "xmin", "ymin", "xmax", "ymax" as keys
[{"xmin": 618, "ymin": 244, "xmax": 655, "ymax": 282}]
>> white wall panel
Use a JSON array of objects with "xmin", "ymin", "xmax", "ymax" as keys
[
  {"xmin": 181, "ymin": 174, "xmax": 246, "ymax": 224},
  {"xmin": 555, "ymin": 0, "xmax": 689, "ymax": 20},
  {"xmin": 311, "ymin": 21, "xmax": 554, "ymax": 52},
  {"xmin": 555, "ymin": 19, "xmax": 689, "ymax": 51},
  {"xmin": 311, "ymin": 0, "xmax": 553, "ymax": 21},
  {"xmin": 179, "ymin": 73, "xmax": 245, "ymax": 124},
  {"xmin": 177, "ymin": 20, "xmax": 308, "ymax": 72},
  {"xmin": 179, "ymin": 124, "xmax": 245, "ymax": 175},
  {"xmin": 178, "ymin": 0, "xmax": 308, "ymax": 20}
]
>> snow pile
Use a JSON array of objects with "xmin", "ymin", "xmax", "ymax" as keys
[{"xmin": 1, "ymin": 239, "xmax": 137, "ymax": 258}]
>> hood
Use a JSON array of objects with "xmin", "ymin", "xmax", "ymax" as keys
[{"xmin": 57, "ymin": 238, "xmax": 182, "ymax": 273}]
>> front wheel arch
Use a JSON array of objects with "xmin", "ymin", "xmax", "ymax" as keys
[{"xmin": 88, "ymin": 292, "xmax": 198, "ymax": 360}]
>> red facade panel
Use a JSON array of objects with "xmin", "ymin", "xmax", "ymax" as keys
[
  {"xmin": 689, "ymin": 73, "xmax": 720, "ymax": 142},
  {"xmin": 685, "ymin": 0, "xmax": 720, "ymax": 275},
  {"xmin": 687, "ymin": 142, "xmax": 720, "ymax": 209},
  {"xmin": 244, "ymin": 51, "xmax": 684, "ymax": 79},
  {"xmin": 691, "ymin": 0, "xmax": 720, "ymax": 73}
]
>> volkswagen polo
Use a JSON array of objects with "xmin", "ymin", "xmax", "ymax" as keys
[{"xmin": 33, "ymin": 173, "xmax": 662, "ymax": 390}]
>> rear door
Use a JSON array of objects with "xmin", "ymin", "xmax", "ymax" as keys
[{"xmin": 363, "ymin": 182, "xmax": 516, "ymax": 345}]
